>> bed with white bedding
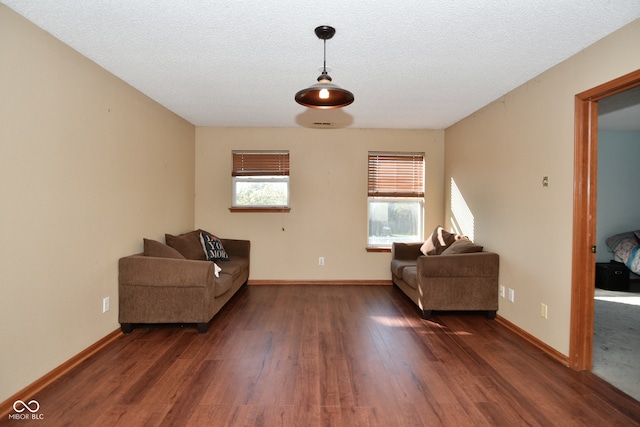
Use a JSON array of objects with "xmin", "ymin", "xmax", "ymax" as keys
[{"xmin": 606, "ymin": 230, "xmax": 640, "ymax": 275}]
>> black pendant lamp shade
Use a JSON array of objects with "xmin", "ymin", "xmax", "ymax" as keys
[{"xmin": 295, "ymin": 26, "xmax": 354, "ymax": 109}]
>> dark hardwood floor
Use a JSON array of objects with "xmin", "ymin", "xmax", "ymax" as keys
[{"xmin": 4, "ymin": 285, "xmax": 640, "ymax": 426}]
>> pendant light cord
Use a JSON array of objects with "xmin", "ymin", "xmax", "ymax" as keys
[{"xmin": 323, "ymin": 39, "xmax": 327, "ymax": 74}]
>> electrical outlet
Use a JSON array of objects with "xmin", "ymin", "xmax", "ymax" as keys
[
  {"xmin": 541, "ymin": 303, "xmax": 548, "ymax": 319},
  {"xmin": 499, "ymin": 285, "xmax": 506, "ymax": 298},
  {"xmin": 318, "ymin": 256, "xmax": 325, "ymax": 266},
  {"xmin": 102, "ymin": 297, "xmax": 110, "ymax": 313},
  {"xmin": 508, "ymin": 288, "xmax": 515, "ymax": 303}
]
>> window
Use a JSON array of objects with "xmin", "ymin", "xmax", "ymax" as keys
[
  {"xmin": 367, "ymin": 152, "xmax": 424, "ymax": 247},
  {"xmin": 231, "ymin": 151, "xmax": 290, "ymax": 211}
]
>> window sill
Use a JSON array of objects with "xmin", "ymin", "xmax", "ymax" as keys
[
  {"xmin": 366, "ymin": 247, "xmax": 391, "ymax": 253},
  {"xmin": 229, "ymin": 207, "xmax": 291, "ymax": 213}
]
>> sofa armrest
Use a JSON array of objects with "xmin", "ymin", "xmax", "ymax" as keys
[
  {"xmin": 391, "ymin": 242, "xmax": 423, "ymax": 261},
  {"xmin": 418, "ymin": 252, "xmax": 499, "ymax": 278},
  {"xmin": 221, "ymin": 238, "xmax": 250, "ymax": 259},
  {"xmin": 119, "ymin": 255, "xmax": 216, "ymax": 288}
]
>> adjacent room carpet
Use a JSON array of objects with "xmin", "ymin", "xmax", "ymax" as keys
[{"xmin": 593, "ymin": 285, "xmax": 640, "ymax": 401}]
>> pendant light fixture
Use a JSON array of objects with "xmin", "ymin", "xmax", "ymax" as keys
[{"xmin": 295, "ymin": 25, "xmax": 354, "ymax": 109}]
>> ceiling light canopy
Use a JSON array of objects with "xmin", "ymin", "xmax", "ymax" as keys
[{"xmin": 295, "ymin": 26, "xmax": 354, "ymax": 109}]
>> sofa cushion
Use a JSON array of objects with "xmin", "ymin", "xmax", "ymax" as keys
[
  {"xmin": 200, "ymin": 232, "xmax": 229, "ymax": 261},
  {"xmin": 402, "ymin": 266, "xmax": 418, "ymax": 290},
  {"xmin": 391, "ymin": 259, "xmax": 417, "ymax": 279},
  {"xmin": 214, "ymin": 257, "xmax": 249, "ymax": 297},
  {"xmin": 165, "ymin": 230, "xmax": 206, "ymax": 260},
  {"xmin": 214, "ymin": 272, "xmax": 233, "ymax": 297},
  {"xmin": 143, "ymin": 238, "xmax": 185, "ymax": 259},
  {"xmin": 220, "ymin": 257, "xmax": 249, "ymax": 280},
  {"xmin": 441, "ymin": 239, "xmax": 483, "ymax": 255}
]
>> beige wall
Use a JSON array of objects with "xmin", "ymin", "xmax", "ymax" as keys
[
  {"xmin": 2, "ymin": 0, "xmax": 638, "ymax": 406},
  {"xmin": 0, "ymin": 6, "xmax": 195, "ymax": 403},
  {"xmin": 444, "ymin": 19, "xmax": 640, "ymax": 355},
  {"xmin": 195, "ymin": 127, "xmax": 445, "ymax": 281}
]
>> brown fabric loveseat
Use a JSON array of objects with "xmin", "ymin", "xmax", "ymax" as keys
[
  {"xmin": 118, "ymin": 230, "xmax": 250, "ymax": 333},
  {"xmin": 391, "ymin": 227, "xmax": 499, "ymax": 319}
]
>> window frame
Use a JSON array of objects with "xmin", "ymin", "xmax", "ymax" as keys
[
  {"xmin": 230, "ymin": 150, "xmax": 291, "ymax": 212},
  {"xmin": 366, "ymin": 151, "xmax": 425, "ymax": 249}
]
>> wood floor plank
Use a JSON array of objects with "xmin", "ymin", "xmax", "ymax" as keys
[
  {"xmin": 186, "ymin": 405, "xmax": 234, "ymax": 427},
  {"xmin": 158, "ymin": 359, "xmax": 218, "ymax": 426},
  {"xmin": 97, "ymin": 403, "xmax": 173, "ymax": 427},
  {"xmin": 3, "ymin": 285, "xmax": 640, "ymax": 427}
]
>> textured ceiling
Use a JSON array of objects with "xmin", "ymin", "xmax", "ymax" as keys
[{"xmin": 3, "ymin": 1, "xmax": 640, "ymax": 129}]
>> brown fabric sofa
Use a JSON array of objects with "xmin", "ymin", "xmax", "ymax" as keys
[
  {"xmin": 118, "ymin": 230, "xmax": 250, "ymax": 333},
  {"xmin": 391, "ymin": 241, "xmax": 499, "ymax": 319}
]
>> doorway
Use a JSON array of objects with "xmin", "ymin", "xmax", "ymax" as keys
[{"xmin": 570, "ymin": 69, "xmax": 640, "ymax": 370}]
